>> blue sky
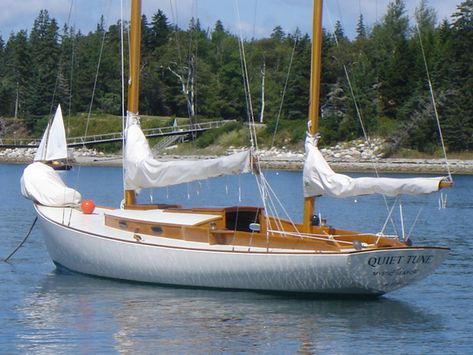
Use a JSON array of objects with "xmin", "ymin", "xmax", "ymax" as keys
[{"xmin": 0, "ymin": 0, "xmax": 460, "ymax": 40}]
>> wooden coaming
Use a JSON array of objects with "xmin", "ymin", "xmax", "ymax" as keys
[
  {"xmin": 104, "ymin": 206, "xmax": 406, "ymax": 251},
  {"xmin": 123, "ymin": 203, "xmax": 182, "ymax": 210}
]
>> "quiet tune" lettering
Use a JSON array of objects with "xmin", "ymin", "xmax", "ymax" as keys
[{"xmin": 367, "ymin": 255, "xmax": 433, "ymax": 267}]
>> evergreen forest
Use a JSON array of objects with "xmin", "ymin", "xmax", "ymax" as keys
[{"xmin": 0, "ymin": 0, "xmax": 472, "ymax": 153}]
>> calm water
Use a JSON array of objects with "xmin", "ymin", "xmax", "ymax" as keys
[{"xmin": 1, "ymin": 163, "xmax": 472, "ymax": 353}]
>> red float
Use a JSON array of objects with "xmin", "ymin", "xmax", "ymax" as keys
[{"xmin": 81, "ymin": 199, "xmax": 96, "ymax": 214}]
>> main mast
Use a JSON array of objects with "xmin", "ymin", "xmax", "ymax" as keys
[
  {"xmin": 124, "ymin": 0, "xmax": 142, "ymax": 206},
  {"xmin": 303, "ymin": 0, "xmax": 323, "ymax": 232}
]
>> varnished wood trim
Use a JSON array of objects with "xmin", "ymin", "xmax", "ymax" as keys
[
  {"xmin": 35, "ymin": 205, "xmax": 450, "ymax": 255},
  {"xmin": 124, "ymin": 203, "xmax": 181, "ymax": 210},
  {"xmin": 439, "ymin": 180, "xmax": 453, "ymax": 189}
]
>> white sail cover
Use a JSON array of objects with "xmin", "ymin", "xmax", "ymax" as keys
[
  {"xmin": 303, "ymin": 135, "xmax": 444, "ymax": 198},
  {"xmin": 21, "ymin": 162, "xmax": 81, "ymax": 206},
  {"xmin": 124, "ymin": 114, "xmax": 251, "ymax": 190},
  {"xmin": 34, "ymin": 104, "xmax": 68, "ymax": 162}
]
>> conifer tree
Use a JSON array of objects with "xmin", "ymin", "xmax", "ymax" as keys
[
  {"xmin": 28, "ymin": 10, "xmax": 60, "ymax": 118},
  {"xmin": 356, "ymin": 14, "xmax": 367, "ymax": 40}
]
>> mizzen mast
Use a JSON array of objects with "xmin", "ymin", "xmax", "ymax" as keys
[
  {"xmin": 124, "ymin": 0, "xmax": 142, "ymax": 206},
  {"xmin": 303, "ymin": 0, "xmax": 324, "ymax": 232}
]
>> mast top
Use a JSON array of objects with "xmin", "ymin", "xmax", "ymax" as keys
[
  {"xmin": 308, "ymin": 0, "xmax": 323, "ymax": 135},
  {"xmin": 127, "ymin": 0, "xmax": 142, "ymax": 115}
]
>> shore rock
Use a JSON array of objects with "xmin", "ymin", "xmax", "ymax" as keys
[{"xmin": 1, "ymin": 139, "xmax": 471, "ymax": 174}]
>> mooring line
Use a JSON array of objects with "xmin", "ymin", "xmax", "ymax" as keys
[{"xmin": 3, "ymin": 217, "xmax": 38, "ymax": 263}]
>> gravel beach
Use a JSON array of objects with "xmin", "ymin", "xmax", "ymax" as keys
[{"xmin": 1, "ymin": 145, "xmax": 470, "ymax": 175}]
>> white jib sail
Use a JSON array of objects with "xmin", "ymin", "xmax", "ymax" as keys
[
  {"xmin": 34, "ymin": 104, "xmax": 68, "ymax": 162},
  {"xmin": 303, "ymin": 135, "xmax": 444, "ymax": 198},
  {"xmin": 124, "ymin": 114, "xmax": 251, "ymax": 191}
]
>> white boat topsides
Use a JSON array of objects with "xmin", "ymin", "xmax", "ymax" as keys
[{"xmin": 35, "ymin": 204, "xmax": 449, "ymax": 295}]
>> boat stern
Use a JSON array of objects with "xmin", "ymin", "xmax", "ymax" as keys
[{"xmin": 348, "ymin": 247, "xmax": 449, "ymax": 294}]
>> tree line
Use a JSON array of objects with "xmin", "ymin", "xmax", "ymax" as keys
[{"xmin": 0, "ymin": 0, "xmax": 472, "ymax": 152}]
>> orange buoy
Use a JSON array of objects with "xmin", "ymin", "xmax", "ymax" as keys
[{"xmin": 81, "ymin": 199, "xmax": 96, "ymax": 214}]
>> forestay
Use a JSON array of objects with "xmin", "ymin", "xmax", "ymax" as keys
[
  {"xmin": 21, "ymin": 162, "xmax": 81, "ymax": 206},
  {"xmin": 124, "ymin": 114, "xmax": 251, "ymax": 191},
  {"xmin": 303, "ymin": 135, "xmax": 444, "ymax": 198},
  {"xmin": 34, "ymin": 105, "xmax": 68, "ymax": 162}
]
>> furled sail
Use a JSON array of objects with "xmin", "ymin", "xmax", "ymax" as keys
[
  {"xmin": 21, "ymin": 162, "xmax": 81, "ymax": 206},
  {"xmin": 34, "ymin": 105, "xmax": 68, "ymax": 162},
  {"xmin": 124, "ymin": 114, "xmax": 251, "ymax": 191},
  {"xmin": 303, "ymin": 135, "xmax": 444, "ymax": 198}
]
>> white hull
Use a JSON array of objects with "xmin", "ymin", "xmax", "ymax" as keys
[{"xmin": 35, "ymin": 205, "xmax": 449, "ymax": 296}]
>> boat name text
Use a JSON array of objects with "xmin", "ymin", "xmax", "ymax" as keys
[{"xmin": 367, "ymin": 255, "xmax": 433, "ymax": 267}]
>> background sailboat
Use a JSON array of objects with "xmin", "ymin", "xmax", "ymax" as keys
[
  {"xmin": 20, "ymin": 0, "xmax": 452, "ymax": 296},
  {"xmin": 34, "ymin": 104, "xmax": 72, "ymax": 171}
]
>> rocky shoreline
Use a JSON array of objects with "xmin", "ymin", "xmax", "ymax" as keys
[{"xmin": 1, "ymin": 141, "xmax": 470, "ymax": 174}]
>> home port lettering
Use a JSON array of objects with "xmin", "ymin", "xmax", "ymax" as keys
[{"xmin": 368, "ymin": 255, "xmax": 433, "ymax": 268}]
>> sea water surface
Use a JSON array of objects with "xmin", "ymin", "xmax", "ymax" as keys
[{"xmin": 1, "ymin": 163, "xmax": 472, "ymax": 353}]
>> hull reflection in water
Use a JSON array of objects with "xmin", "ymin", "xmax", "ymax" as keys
[{"xmin": 17, "ymin": 268, "xmax": 443, "ymax": 354}]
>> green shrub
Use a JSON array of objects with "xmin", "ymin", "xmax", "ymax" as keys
[{"xmin": 195, "ymin": 121, "xmax": 242, "ymax": 148}]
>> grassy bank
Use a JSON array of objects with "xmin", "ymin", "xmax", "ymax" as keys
[{"xmin": 2, "ymin": 114, "xmax": 470, "ymax": 161}]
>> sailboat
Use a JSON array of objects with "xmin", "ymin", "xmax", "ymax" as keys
[
  {"xmin": 20, "ymin": 0, "xmax": 452, "ymax": 296},
  {"xmin": 34, "ymin": 104, "xmax": 72, "ymax": 171}
]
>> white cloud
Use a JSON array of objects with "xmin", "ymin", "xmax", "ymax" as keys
[
  {"xmin": 0, "ymin": 0, "xmax": 461, "ymax": 40},
  {"xmin": 0, "ymin": 0, "xmax": 68, "ymax": 36}
]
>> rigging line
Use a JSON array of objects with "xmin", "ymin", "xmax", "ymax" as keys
[
  {"xmin": 68, "ymin": 0, "xmax": 112, "ymax": 224},
  {"xmin": 261, "ymin": 173, "xmax": 302, "ymax": 236},
  {"xmin": 252, "ymin": 0, "xmax": 258, "ymax": 40},
  {"xmin": 407, "ymin": 205, "xmax": 423, "ymax": 240},
  {"xmin": 3, "ymin": 217, "xmax": 38, "ymax": 263},
  {"xmin": 257, "ymin": 175, "xmax": 284, "ymax": 235},
  {"xmin": 49, "ymin": 0, "xmax": 76, "ymax": 116},
  {"xmin": 334, "ymin": 0, "xmax": 344, "ymax": 29},
  {"xmin": 253, "ymin": 170, "xmax": 298, "ymax": 240},
  {"xmin": 251, "ymin": 167, "xmax": 284, "ymax": 240},
  {"xmin": 329, "ymin": 13, "xmax": 371, "ymax": 158},
  {"xmin": 234, "ymin": 0, "xmax": 299, "ymax": 235},
  {"xmin": 68, "ymin": 0, "xmax": 77, "ymax": 131},
  {"xmin": 239, "ymin": 50, "xmax": 253, "ymax": 124},
  {"xmin": 234, "ymin": 57, "xmax": 272, "ymax": 236},
  {"xmin": 399, "ymin": 202, "xmax": 405, "ymax": 240},
  {"xmin": 375, "ymin": 0, "xmax": 378, "ymax": 23},
  {"xmin": 188, "ymin": 0, "xmax": 199, "ymax": 143},
  {"xmin": 378, "ymin": 196, "xmax": 400, "ymax": 236},
  {"xmin": 253, "ymin": 172, "xmax": 272, "ymax": 235},
  {"xmin": 236, "ymin": 33, "xmax": 252, "ymax": 126},
  {"xmin": 266, "ymin": 190, "xmax": 293, "ymax": 238},
  {"xmin": 234, "ymin": 0, "xmax": 296, "ymax": 235},
  {"xmin": 230, "ymin": 178, "xmax": 247, "ymax": 249},
  {"xmin": 271, "ymin": 34, "xmax": 299, "ymax": 148},
  {"xmin": 327, "ymin": 9, "xmax": 399, "ymax": 235},
  {"xmin": 234, "ymin": 0, "xmax": 263, "ymax": 198},
  {"xmin": 67, "ymin": 0, "xmax": 77, "ymax": 118},
  {"xmin": 83, "ymin": 7, "xmax": 110, "ymax": 140},
  {"xmin": 266, "ymin": 229, "xmax": 354, "ymax": 245},
  {"xmin": 188, "ymin": 0, "xmax": 198, "ymax": 61},
  {"xmin": 326, "ymin": 10, "xmax": 371, "ymax": 160},
  {"xmin": 415, "ymin": 22, "xmax": 452, "ymax": 180},
  {"xmin": 234, "ymin": 1, "xmax": 256, "ymax": 132},
  {"xmin": 169, "ymin": 0, "xmax": 183, "ymax": 65}
]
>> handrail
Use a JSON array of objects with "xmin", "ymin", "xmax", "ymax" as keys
[{"xmin": 0, "ymin": 119, "xmax": 236, "ymax": 148}]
